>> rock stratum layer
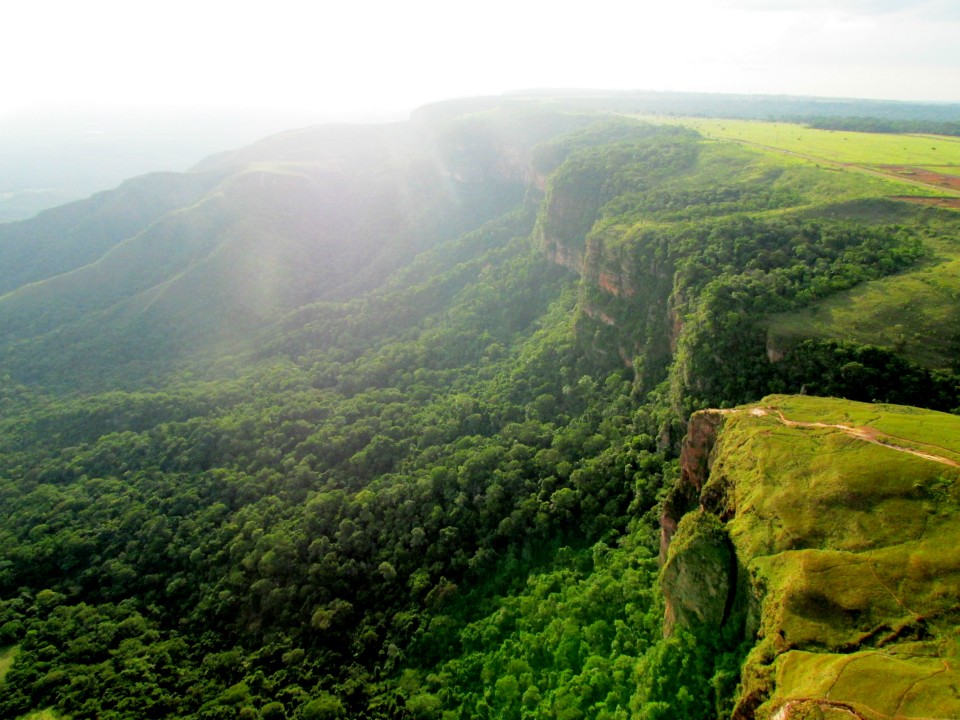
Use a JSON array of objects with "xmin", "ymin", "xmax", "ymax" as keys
[{"xmin": 662, "ymin": 394, "xmax": 960, "ymax": 719}]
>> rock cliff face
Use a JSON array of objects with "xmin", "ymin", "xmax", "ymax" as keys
[
  {"xmin": 661, "ymin": 395, "xmax": 960, "ymax": 719},
  {"xmin": 660, "ymin": 409, "xmax": 726, "ymax": 558},
  {"xmin": 659, "ymin": 408, "xmax": 754, "ymax": 645},
  {"xmin": 534, "ymin": 173, "xmax": 678, "ymax": 388},
  {"xmin": 660, "ymin": 511, "xmax": 736, "ymax": 635}
]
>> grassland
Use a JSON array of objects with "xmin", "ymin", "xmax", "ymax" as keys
[
  {"xmin": 0, "ymin": 645, "xmax": 17, "ymax": 682},
  {"xmin": 604, "ymin": 135, "xmax": 935, "ymax": 232},
  {"xmin": 642, "ymin": 117, "xmax": 960, "ymax": 202},
  {"xmin": 683, "ymin": 118, "xmax": 960, "ymax": 167},
  {"xmin": 686, "ymin": 141, "xmax": 927, "ymax": 207},
  {"xmin": 765, "ymin": 394, "xmax": 960, "ymax": 459},
  {"xmin": 769, "ymin": 211, "xmax": 960, "ymax": 370},
  {"xmin": 772, "ymin": 651, "xmax": 960, "ymax": 720},
  {"xmin": 700, "ymin": 395, "xmax": 960, "ymax": 718},
  {"xmin": 927, "ymin": 165, "xmax": 960, "ymax": 176}
]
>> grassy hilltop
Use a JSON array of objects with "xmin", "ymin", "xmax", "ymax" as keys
[{"xmin": 664, "ymin": 395, "xmax": 960, "ymax": 718}]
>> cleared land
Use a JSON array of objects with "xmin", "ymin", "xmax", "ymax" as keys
[
  {"xmin": 770, "ymin": 213, "xmax": 960, "ymax": 371},
  {"xmin": 880, "ymin": 165, "xmax": 960, "ymax": 192},
  {"xmin": 682, "ymin": 118, "xmax": 960, "ymax": 166},
  {"xmin": 673, "ymin": 118, "xmax": 960, "ymax": 201}
]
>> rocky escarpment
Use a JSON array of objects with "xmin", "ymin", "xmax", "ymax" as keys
[
  {"xmin": 534, "ymin": 156, "xmax": 680, "ymax": 387},
  {"xmin": 660, "ymin": 395, "xmax": 960, "ymax": 719},
  {"xmin": 659, "ymin": 409, "xmax": 727, "ymax": 558},
  {"xmin": 659, "ymin": 409, "xmax": 755, "ymax": 640},
  {"xmin": 660, "ymin": 511, "xmax": 738, "ymax": 635}
]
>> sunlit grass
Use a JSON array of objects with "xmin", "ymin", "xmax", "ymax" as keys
[
  {"xmin": 924, "ymin": 165, "xmax": 960, "ymax": 174},
  {"xmin": 635, "ymin": 116, "xmax": 960, "ymax": 199},
  {"xmin": 768, "ymin": 650, "xmax": 960, "ymax": 719},
  {"xmin": 632, "ymin": 137, "xmax": 925, "ymax": 214},
  {"xmin": 760, "ymin": 394, "xmax": 960, "ymax": 457},
  {"xmin": 711, "ymin": 396, "xmax": 960, "ymax": 717},
  {"xmin": 681, "ymin": 118, "xmax": 960, "ymax": 167},
  {"xmin": 0, "ymin": 645, "xmax": 17, "ymax": 682},
  {"xmin": 643, "ymin": 116, "xmax": 960, "ymax": 200}
]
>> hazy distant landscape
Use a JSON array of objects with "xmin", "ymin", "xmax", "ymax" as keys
[
  {"xmin": 6, "ymin": 91, "xmax": 960, "ymax": 223},
  {"xmin": 0, "ymin": 107, "xmax": 403, "ymax": 222}
]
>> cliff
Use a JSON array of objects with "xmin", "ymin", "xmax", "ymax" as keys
[
  {"xmin": 660, "ymin": 409, "xmax": 727, "ymax": 557},
  {"xmin": 661, "ymin": 394, "xmax": 960, "ymax": 719},
  {"xmin": 532, "ymin": 126, "xmax": 696, "ymax": 390}
]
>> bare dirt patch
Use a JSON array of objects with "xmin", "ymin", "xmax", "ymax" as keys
[
  {"xmin": 877, "ymin": 165, "xmax": 960, "ymax": 191},
  {"xmin": 889, "ymin": 195, "xmax": 960, "ymax": 209}
]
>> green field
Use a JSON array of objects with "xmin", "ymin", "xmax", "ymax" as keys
[
  {"xmin": 634, "ymin": 114, "xmax": 960, "ymax": 200},
  {"xmin": 682, "ymin": 117, "xmax": 960, "ymax": 167},
  {"xmin": 600, "ymin": 133, "xmax": 940, "ymax": 227},
  {"xmin": 759, "ymin": 393, "xmax": 960, "ymax": 460},
  {"xmin": 684, "ymin": 141, "xmax": 928, "ymax": 206}
]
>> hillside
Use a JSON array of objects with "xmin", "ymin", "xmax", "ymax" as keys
[
  {"xmin": 662, "ymin": 395, "xmax": 960, "ymax": 719},
  {"xmin": 0, "ymin": 109, "xmax": 593, "ymax": 389},
  {"xmin": 1, "ymin": 94, "xmax": 960, "ymax": 719},
  {"xmin": 655, "ymin": 118, "xmax": 960, "ymax": 373}
]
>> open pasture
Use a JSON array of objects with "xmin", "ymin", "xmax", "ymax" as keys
[
  {"xmin": 659, "ymin": 118, "xmax": 960, "ymax": 199},
  {"xmin": 682, "ymin": 118, "xmax": 960, "ymax": 166}
]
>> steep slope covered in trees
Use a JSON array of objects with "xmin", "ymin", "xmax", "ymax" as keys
[
  {"xmin": 0, "ymin": 109, "xmax": 592, "ymax": 390},
  {"xmin": 0, "ymin": 96, "xmax": 959, "ymax": 719}
]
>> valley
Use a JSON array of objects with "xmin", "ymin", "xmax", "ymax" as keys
[{"xmin": 0, "ymin": 93, "xmax": 959, "ymax": 719}]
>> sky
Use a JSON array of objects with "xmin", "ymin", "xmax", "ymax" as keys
[{"xmin": 3, "ymin": 0, "xmax": 960, "ymax": 121}]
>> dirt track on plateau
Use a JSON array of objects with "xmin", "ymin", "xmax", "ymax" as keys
[{"xmin": 749, "ymin": 407, "xmax": 960, "ymax": 469}]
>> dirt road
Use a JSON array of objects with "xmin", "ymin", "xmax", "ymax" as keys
[{"xmin": 749, "ymin": 407, "xmax": 960, "ymax": 469}]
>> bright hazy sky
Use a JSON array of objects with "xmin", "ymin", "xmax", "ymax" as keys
[{"xmin": 4, "ymin": 0, "xmax": 960, "ymax": 119}]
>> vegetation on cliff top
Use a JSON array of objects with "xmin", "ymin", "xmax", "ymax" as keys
[{"xmin": 665, "ymin": 395, "xmax": 960, "ymax": 718}]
